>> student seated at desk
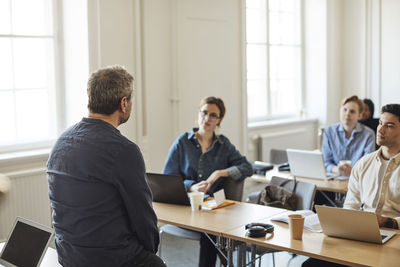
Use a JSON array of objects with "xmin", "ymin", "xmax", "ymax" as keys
[
  {"xmin": 360, "ymin": 98, "xmax": 379, "ymax": 135},
  {"xmin": 322, "ymin": 95, "xmax": 375, "ymax": 177},
  {"xmin": 303, "ymin": 104, "xmax": 400, "ymax": 267},
  {"xmin": 360, "ymin": 98, "xmax": 380, "ymax": 149},
  {"xmin": 163, "ymin": 96, "xmax": 252, "ymax": 267}
]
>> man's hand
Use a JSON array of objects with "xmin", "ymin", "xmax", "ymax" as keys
[
  {"xmin": 337, "ymin": 163, "xmax": 351, "ymax": 176},
  {"xmin": 189, "ymin": 181, "xmax": 209, "ymax": 193}
]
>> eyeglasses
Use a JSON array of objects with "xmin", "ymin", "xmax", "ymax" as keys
[{"xmin": 199, "ymin": 110, "xmax": 220, "ymax": 121}]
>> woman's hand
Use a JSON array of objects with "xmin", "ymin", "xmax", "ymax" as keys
[
  {"xmin": 205, "ymin": 170, "xmax": 229, "ymax": 191},
  {"xmin": 189, "ymin": 181, "xmax": 209, "ymax": 193}
]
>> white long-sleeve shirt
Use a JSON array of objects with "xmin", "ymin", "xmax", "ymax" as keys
[{"xmin": 344, "ymin": 148, "xmax": 400, "ymax": 225}]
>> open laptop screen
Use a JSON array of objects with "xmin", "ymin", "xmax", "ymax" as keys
[{"xmin": 0, "ymin": 219, "xmax": 53, "ymax": 267}]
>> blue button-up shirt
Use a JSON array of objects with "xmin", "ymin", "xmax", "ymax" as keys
[
  {"xmin": 162, "ymin": 128, "xmax": 253, "ymax": 193},
  {"xmin": 47, "ymin": 118, "xmax": 159, "ymax": 267},
  {"xmin": 322, "ymin": 122, "xmax": 375, "ymax": 173}
]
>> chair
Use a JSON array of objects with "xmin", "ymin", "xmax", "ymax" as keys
[
  {"xmin": 269, "ymin": 149, "xmax": 288, "ymax": 165},
  {"xmin": 247, "ymin": 176, "xmax": 317, "ymax": 266},
  {"xmin": 158, "ymin": 177, "xmax": 245, "ymax": 257},
  {"xmin": 246, "ymin": 149, "xmax": 288, "ymax": 204}
]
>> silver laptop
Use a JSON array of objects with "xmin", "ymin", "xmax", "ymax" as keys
[
  {"xmin": 0, "ymin": 217, "xmax": 54, "ymax": 267},
  {"xmin": 286, "ymin": 149, "xmax": 338, "ymax": 180},
  {"xmin": 316, "ymin": 205, "xmax": 397, "ymax": 244}
]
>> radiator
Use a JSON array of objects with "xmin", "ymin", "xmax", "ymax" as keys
[
  {"xmin": 257, "ymin": 125, "xmax": 317, "ymax": 162},
  {"xmin": 0, "ymin": 168, "xmax": 51, "ymax": 241}
]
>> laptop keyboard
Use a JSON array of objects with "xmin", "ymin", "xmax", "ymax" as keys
[{"xmin": 381, "ymin": 235, "xmax": 387, "ymax": 240}]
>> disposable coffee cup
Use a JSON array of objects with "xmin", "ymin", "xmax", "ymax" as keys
[
  {"xmin": 339, "ymin": 160, "xmax": 351, "ymax": 166},
  {"xmin": 288, "ymin": 214, "xmax": 305, "ymax": 240},
  {"xmin": 189, "ymin": 192, "xmax": 204, "ymax": 211}
]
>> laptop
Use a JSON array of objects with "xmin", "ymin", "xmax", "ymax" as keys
[
  {"xmin": 146, "ymin": 173, "xmax": 191, "ymax": 206},
  {"xmin": 0, "ymin": 217, "xmax": 54, "ymax": 267},
  {"xmin": 286, "ymin": 149, "xmax": 338, "ymax": 180},
  {"xmin": 315, "ymin": 205, "xmax": 397, "ymax": 244}
]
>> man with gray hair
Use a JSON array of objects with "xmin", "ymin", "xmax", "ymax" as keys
[{"xmin": 47, "ymin": 66, "xmax": 165, "ymax": 267}]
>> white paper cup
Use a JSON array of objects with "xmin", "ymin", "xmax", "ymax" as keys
[
  {"xmin": 339, "ymin": 160, "xmax": 351, "ymax": 166},
  {"xmin": 189, "ymin": 192, "xmax": 204, "ymax": 211}
]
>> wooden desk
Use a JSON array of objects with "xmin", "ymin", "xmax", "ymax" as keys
[
  {"xmin": 155, "ymin": 201, "xmax": 400, "ymax": 267},
  {"xmin": 154, "ymin": 201, "xmax": 287, "ymax": 266},
  {"xmin": 224, "ymin": 217, "xmax": 400, "ymax": 267},
  {"xmin": 250, "ymin": 166, "xmax": 348, "ymax": 194},
  {"xmin": 0, "ymin": 242, "xmax": 61, "ymax": 267},
  {"xmin": 154, "ymin": 201, "xmax": 286, "ymax": 236}
]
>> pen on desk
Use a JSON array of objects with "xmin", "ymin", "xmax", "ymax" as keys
[{"xmin": 359, "ymin": 203, "xmax": 364, "ymax": 211}]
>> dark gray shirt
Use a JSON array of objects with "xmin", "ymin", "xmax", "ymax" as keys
[{"xmin": 47, "ymin": 117, "xmax": 159, "ymax": 267}]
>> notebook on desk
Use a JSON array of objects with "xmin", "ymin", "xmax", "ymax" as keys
[
  {"xmin": 0, "ymin": 217, "xmax": 54, "ymax": 267},
  {"xmin": 316, "ymin": 205, "xmax": 397, "ymax": 244},
  {"xmin": 286, "ymin": 149, "xmax": 339, "ymax": 180}
]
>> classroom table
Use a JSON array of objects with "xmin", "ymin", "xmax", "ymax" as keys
[
  {"xmin": 154, "ymin": 201, "xmax": 286, "ymax": 266},
  {"xmin": 249, "ymin": 166, "xmax": 349, "ymax": 194},
  {"xmin": 154, "ymin": 201, "xmax": 400, "ymax": 267},
  {"xmin": 224, "ymin": 217, "xmax": 400, "ymax": 267}
]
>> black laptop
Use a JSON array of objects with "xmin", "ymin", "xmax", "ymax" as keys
[
  {"xmin": 0, "ymin": 217, "xmax": 54, "ymax": 267},
  {"xmin": 146, "ymin": 173, "xmax": 191, "ymax": 206}
]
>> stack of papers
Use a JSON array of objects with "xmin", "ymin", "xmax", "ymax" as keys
[
  {"xmin": 202, "ymin": 199, "xmax": 235, "ymax": 210},
  {"xmin": 271, "ymin": 210, "xmax": 322, "ymax": 232},
  {"xmin": 201, "ymin": 189, "xmax": 235, "ymax": 210}
]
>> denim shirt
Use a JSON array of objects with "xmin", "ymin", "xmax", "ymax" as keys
[
  {"xmin": 47, "ymin": 118, "xmax": 159, "ymax": 267},
  {"xmin": 322, "ymin": 122, "xmax": 376, "ymax": 173},
  {"xmin": 162, "ymin": 128, "xmax": 253, "ymax": 193}
]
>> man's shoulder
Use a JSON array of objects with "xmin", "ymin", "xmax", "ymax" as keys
[
  {"xmin": 324, "ymin": 123, "xmax": 341, "ymax": 136},
  {"xmin": 356, "ymin": 150, "xmax": 379, "ymax": 167}
]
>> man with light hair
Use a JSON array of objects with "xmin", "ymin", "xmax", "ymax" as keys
[
  {"xmin": 322, "ymin": 95, "xmax": 375, "ymax": 177},
  {"xmin": 47, "ymin": 66, "xmax": 165, "ymax": 267}
]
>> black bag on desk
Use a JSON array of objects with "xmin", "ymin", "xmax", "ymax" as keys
[
  {"xmin": 258, "ymin": 179, "xmax": 297, "ymax": 210},
  {"xmin": 251, "ymin": 161, "xmax": 274, "ymax": 175}
]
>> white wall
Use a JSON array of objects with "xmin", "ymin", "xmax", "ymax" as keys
[
  {"xmin": 381, "ymin": 0, "xmax": 400, "ymax": 105},
  {"xmin": 84, "ymin": 0, "xmax": 400, "ymax": 170},
  {"xmin": 341, "ymin": 0, "xmax": 400, "ymax": 116},
  {"xmin": 87, "ymin": 0, "xmax": 246, "ymax": 172}
]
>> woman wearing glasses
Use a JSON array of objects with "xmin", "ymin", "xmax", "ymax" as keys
[{"xmin": 162, "ymin": 96, "xmax": 252, "ymax": 267}]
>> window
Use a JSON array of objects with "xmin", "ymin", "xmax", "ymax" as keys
[
  {"xmin": 0, "ymin": 0, "xmax": 88, "ymax": 153},
  {"xmin": 246, "ymin": 0, "xmax": 302, "ymax": 122},
  {"xmin": 0, "ymin": 0, "xmax": 56, "ymax": 151}
]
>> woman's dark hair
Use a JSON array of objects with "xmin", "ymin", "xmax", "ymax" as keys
[
  {"xmin": 198, "ymin": 96, "xmax": 225, "ymax": 126},
  {"xmin": 363, "ymin": 98, "xmax": 375, "ymax": 119}
]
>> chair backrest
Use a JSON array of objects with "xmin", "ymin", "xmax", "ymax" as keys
[
  {"xmin": 223, "ymin": 178, "xmax": 245, "ymax": 201},
  {"xmin": 269, "ymin": 149, "xmax": 288, "ymax": 165},
  {"xmin": 318, "ymin": 127, "xmax": 325, "ymax": 151},
  {"xmin": 270, "ymin": 176, "xmax": 316, "ymax": 210}
]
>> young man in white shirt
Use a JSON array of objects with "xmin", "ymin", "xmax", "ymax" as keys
[
  {"xmin": 344, "ymin": 103, "xmax": 400, "ymax": 229},
  {"xmin": 302, "ymin": 104, "xmax": 400, "ymax": 267}
]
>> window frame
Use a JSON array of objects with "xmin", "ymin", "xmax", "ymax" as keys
[
  {"xmin": 246, "ymin": 0, "xmax": 305, "ymax": 123},
  {"xmin": 0, "ymin": 0, "xmax": 65, "ymax": 154}
]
